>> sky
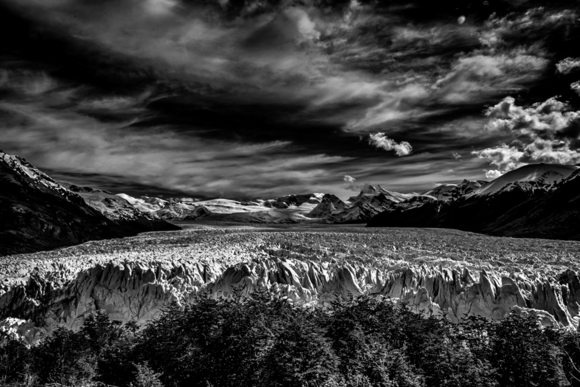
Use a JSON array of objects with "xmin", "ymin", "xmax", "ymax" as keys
[{"xmin": 1, "ymin": 0, "xmax": 580, "ymax": 200}]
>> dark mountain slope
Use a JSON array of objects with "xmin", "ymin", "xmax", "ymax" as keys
[
  {"xmin": 0, "ymin": 151, "xmax": 178, "ymax": 256},
  {"xmin": 69, "ymin": 185, "xmax": 180, "ymax": 235},
  {"xmin": 368, "ymin": 164, "xmax": 580, "ymax": 240},
  {"xmin": 490, "ymin": 170, "xmax": 580, "ymax": 239}
]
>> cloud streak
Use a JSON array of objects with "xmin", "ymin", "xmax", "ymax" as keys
[
  {"xmin": 0, "ymin": 69, "xmax": 351, "ymax": 198},
  {"xmin": 1, "ymin": 0, "xmax": 580, "ymax": 197}
]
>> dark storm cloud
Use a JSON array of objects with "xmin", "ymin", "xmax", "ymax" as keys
[{"xmin": 1, "ymin": 0, "xmax": 580, "ymax": 198}]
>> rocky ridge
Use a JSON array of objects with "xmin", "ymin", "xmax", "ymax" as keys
[
  {"xmin": 117, "ymin": 185, "xmax": 420, "ymax": 224},
  {"xmin": 0, "ymin": 150, "xmax": 179, "ymax": 256},
  {"xmin": 308, "ymin": 194, "xmax": 346, "ymax": 218},
  {"xmin": 368, "ymin": 164, "xmax": 580, "ymax": 240},
  {"xmin": 120, "ymin": 194, "xmax": 327, "ymax": 223},
  {"xmin": 111, "ymin": 179, "xmax": 503, "ymax": 225},
  {"xmin": 475, "ymin": 164, "xmax": 577, "ymax": 196},
  {"xmin": 347, "ymin": 184, "xmax": 418, "ymax": 203},
  {"xmin": 69, "ymin": 185, "xmax": 180, "ymax": 233},
  {"xmin": 0, "ymin": 151, "xmax": 122, "ymax": 256},
  {"xmin": 424, "ymin": 179, "xmax": 488, "ymax": 201},
  {"xmin": 326, "ymin": 192, "xmax": 399, "ymax": 223}
]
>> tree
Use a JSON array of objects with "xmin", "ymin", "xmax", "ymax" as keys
[
  {"xmin": 30, "ymin": 327, "xmax": 97, "ymax": 386},
  {"xmin": 0, "ymin": 331, "xmax": 30, "ymax": 385},
  {"xmin": 261, "ymin": 311, "xmax": 339, "ymax": 387},
  {"xmin": 489, "ymin": 314, "xmax": 568, "ymax": 387},
  {"xmin": 131, "ymin": 362, "xmax": 165, "ymax": 387}
]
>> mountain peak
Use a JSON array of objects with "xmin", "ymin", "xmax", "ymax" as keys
[
  {"xmin": 475, "ymin": 163, "xmax": 578, "ymax": 196},
  {"xmin": 360, "ymin": 184, "xmax": 378, "ymax": 195},
  {"xmin": 423, "ymin": 179, "xmax": 488, "ymax": 201},
  {"xmin": 0, "ymin": 150, "xmax": 178, "ymax": 256}
]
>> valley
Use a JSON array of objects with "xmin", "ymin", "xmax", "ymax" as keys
[{"xmin": 5, "ymin": 149, "xmax": 580, "ymax": 347}]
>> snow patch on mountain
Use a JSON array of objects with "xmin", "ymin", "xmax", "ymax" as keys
[
  {"xmin": 475, "ymin": 164, "xmax": 578, "ymax": 196},
  {"xmin": 425, "ymin": 180, "xmax": 488, "ymax": 201}
]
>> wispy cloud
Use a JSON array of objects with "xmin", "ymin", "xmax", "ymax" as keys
[
  {"xmin": 4, "ymin": 0, "xmax": 555, "ymax": 134},
  {"xmin": 0, "ymin": 99, "xmax": 350, "ymax": 198},
  {"xmin": 433, "ymin": 52, "xmax": 548, "ymax": 103},
  {"xmin": 0, "ymin": 70, "xmax": 352, "ymax": 198},
  {"xmin": 2, "ymin": 0, "xmax": 580, "ymax": 196}
]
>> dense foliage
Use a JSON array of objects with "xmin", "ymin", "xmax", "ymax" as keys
[{"xmin": 2, "ymin": 293, "xmax": 580, "ymax": 387}]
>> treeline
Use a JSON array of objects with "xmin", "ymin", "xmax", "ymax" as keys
[{"xmin": 2, "ymin": 293, "xmax": 580, "ymax": 387}]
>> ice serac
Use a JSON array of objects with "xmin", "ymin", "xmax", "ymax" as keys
[{"xmin": 4, "ymin": 250, "xmax": 580, "ymax": 344}]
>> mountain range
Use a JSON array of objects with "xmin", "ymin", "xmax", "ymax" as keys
[
  {"xmin": 118, "ymin": 184, "xmax": 416, "ymax": 224},
  {"xmin": 368, "ymin": 164, "xmax": 580, "ymax": 240},
  {"xmin": 3, "ymin": 149, "xmax": 580, "ymax": 256},
  {"xmin": 0, "ymin": 151, "xmax": 178, "ymax": 256}
]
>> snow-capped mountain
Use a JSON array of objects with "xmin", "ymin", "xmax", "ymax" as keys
[
  {"xmin": 115, "ymin": 193, "xmax": 328, "ymax": 223},
  {"xmin": 0, "ymin": 150, "xmax": 177, "ymax": 256},
  {"xmin": 424, "ymin": 179, "xmax": 488, "ymax": 201},
  {"xmin": 69, "ymin": 186, "xmax": 179, "ymax": 232},
  {"xmin": 116, "ymin": 187, "xmax": 411, "ymax": 224},
  {"xmin": 308, "ymin": 194, "xmax": 346, "ymax": 218},
  {"xmin": 474, "ymin": 164, "xmax": 577, "ymax": 196},
  {"xmin": 347, "ymin": 184, "xmax": 418, "ymax": 204},
  {"xmin": 368, "ymin": 163, "xmax": 580, "ymax": 240},
  {"xmin": 4, "ymin": 146, "xmax": 580, "ymax": 246}
]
